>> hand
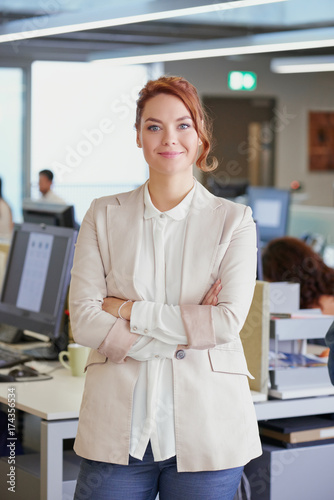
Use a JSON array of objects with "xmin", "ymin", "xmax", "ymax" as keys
[
  {"xmin": 201, "ymin": 279, "xmax": 222, "ymax": 306},
  {"xmin": 102, "ymin": 297, "xmax": 133, "ymax": 321}
]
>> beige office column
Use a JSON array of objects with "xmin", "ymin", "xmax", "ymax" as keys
[
  {"xmin": 248, "ymin": 122, "xmax": 261, "ymax": 186},
  {"xmin": 260, "ymin": 121, "xmax": 274, "ymax": 186}
]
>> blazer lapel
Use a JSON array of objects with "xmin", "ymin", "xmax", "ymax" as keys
[
  {"xmin": 106, "ymin": 185, "xmax": 145, "ymax": 300},
  {"xmin": 180, "ymin": 183, "xmax": 225, "ymax": 305}
]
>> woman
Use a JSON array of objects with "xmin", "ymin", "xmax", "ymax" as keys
[
  {"xmin": 70, "ymin": 76, "xmax": 261, "ymax": 500},
  {"xmin": 0, "ymin": 178, "xmax": 13, "ymax": 239},
  {"xmin": 262, "ymin": 236, "xmax": 334, "ymax": 314}
]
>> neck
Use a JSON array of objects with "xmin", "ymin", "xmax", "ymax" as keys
[{"xmin": 148, "ymin": 171, "xmax": 194, "ymax": 212}]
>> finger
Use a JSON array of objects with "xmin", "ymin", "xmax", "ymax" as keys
[
  {"xmin": 201, "ymin": 279, "xmax": 222, "ymax": 304},
  {"xmin": 202, "ymin": 285, "xmax": 221, "ymax": 305},
  {"xmin": 207, "ymin": 281, "xmax": 222, "ymax": 299},
  {"xmin": 203, "ymin": 294, "xmax": 216, "ymax": 306}
]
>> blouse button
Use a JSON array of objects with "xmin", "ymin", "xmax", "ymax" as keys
[
  {"xmin": 133, "ymin": 326, "xmax": 137, "ymax": 331},
  {"xmin": 144, "ymin": 329, "xmax": 149, "ymax": 334},
  {"xmin": 175, "ymin": 349, "xmax": 186, "ymax": 360}
]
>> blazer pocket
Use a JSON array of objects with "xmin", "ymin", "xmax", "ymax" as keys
[
  {"xmin": 85, "ymin": 349, "xmax": 108, "ymax": 372},
  {"xmin": 209, "ymin": 348, "xmax": 254, "ymax": 379}
]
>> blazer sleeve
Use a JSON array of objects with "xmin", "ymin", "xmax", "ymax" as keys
[
  {"xmin": 183, "ymin": 205, "xmax": 257, "ymax": 347},
  {"xmin": 69, "ymin": 199, "xmax": 140, "ymax": 363},
  {"xmin": 127, "ymin": 205, "xmax": 257, "ymax": 349}
]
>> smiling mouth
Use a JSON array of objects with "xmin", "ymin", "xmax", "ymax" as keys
[{"xmin": 158, "ymin": 152, "xmax": 183, "ymax": 158}]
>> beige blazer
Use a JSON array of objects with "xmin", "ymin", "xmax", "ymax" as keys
[{"xmin": 69, "ymin": 180, "xmax": 262, "ymax": 472}]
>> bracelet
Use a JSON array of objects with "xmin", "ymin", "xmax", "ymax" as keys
[{"xmin": 118, "ymin": 300, "xmax": 132, "ymax": 320}]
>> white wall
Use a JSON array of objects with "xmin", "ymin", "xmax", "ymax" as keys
[{"xmin": 166, "ymin": 56, "xmax": 334, "ymax": 206}]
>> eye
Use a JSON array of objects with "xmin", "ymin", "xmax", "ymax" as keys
[
  {"xmin": 179, "ymin": 123, "xmax": 191, "ymax": 130},
  {"xmin": 148, "ymin": 125, "xmax": 160, "ymax": 132}
]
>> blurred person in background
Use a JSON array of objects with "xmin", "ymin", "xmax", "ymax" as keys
[
  {"xmin": 38, "ymin": 169, "xmax": 66, "ymax": 204},
  {"xmin": 0, "ymin": 177, "xmax": 13, "ymax": 239},
  {"xmin": 262, "ymin": 236, "xmax": 334, "ymax": 315},
  {"xmin": 325, "ymin": 321, "xmax": 334, "ymax": 384}
]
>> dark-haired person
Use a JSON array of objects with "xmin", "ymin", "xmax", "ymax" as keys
[
  {"xmin": 325, "ymin": 321, "xmax": 334, "ymax": 385},
  {"xmin": 38, "ymin": 169, "xmax": 66, "ymax": 204},
  {"xmin": 262, "ymin": 236, "xmax": 334, "ymax": 315},
  {"xmin": 69, "ymin": 76, "xmax": 261, "ymax": 500}
]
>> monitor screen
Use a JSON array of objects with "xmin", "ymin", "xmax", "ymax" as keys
[
  {"xmin": 0, "ymin": 223, "xmax": 77, "ymax": 339},
  {"xmin": 207, "ymin": 177, "xmax": 249, "ymax": 200},
  {"xmin": 22, "ymin": 200, "xmax": 76, "ymax": 228},
  {"xmin": 247, "ymin": 187, "xmax": 290, "ymax": 244}
]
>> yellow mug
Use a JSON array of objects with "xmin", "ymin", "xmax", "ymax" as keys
[{"xmin": 59, "ymin": 343, "xmax": 90, "ymax": 377}]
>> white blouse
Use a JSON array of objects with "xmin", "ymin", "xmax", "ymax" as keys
[{"xmin": 128, "ymin": 181, "xmax": 195, "ymax": 461}]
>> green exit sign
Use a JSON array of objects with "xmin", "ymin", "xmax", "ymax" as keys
[{"xmin": 228, "ymin": 71, "xmax": 257, "ymax": 91}]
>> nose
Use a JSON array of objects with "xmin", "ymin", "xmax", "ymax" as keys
[{"xmin": 162, "ymin": 127, "xmax": 178, "ymax": 146}]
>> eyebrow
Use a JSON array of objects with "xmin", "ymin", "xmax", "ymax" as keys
[{"xmin": 144, "ymin": 116, "xmax": 192, "ymax": 123}]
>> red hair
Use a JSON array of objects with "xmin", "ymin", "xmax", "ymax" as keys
[
  {"xmin": 262, "ymin": 236, "xmax": 334, "ymax": 309},
  {"xmin": 135, "ymin": 76, "xmax": 217, "ymax": 172}
]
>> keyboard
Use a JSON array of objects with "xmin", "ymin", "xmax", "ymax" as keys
[
  {"xmin": 23, "ymin": 344, "xmax": 60, "ymax": 361},
  {"xmin": 0, "ymin": 345, "xmax": 32, "ymax": 369}
]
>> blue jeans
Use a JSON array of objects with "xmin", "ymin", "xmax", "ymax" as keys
[{"xmin": 74, "ymin": 443, "xmax": 243, "ymax": 500}]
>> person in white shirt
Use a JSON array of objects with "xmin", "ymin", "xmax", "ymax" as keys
[
  {"xmin": 38, "ymin": 169, "xmax": 66, "ymax": 204},
  {"xmin": 70, "ymin": 76, "xmax": 261, "ymax": 500}
]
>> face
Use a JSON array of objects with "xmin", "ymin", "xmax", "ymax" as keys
[
  {"xmin": 137, "ymin": 93, "xmax": 199, "ymax": 178},
  {"xmin": 39, "ymin": 175, "xmax": 52, "ymax": 195}
]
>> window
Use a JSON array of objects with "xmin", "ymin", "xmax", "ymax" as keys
[
  {"xmin": 0, "ymin": 67, "xmax": 24, "ymax": 224},
  {"xmin": 31, "ymin": 61, "xmax": 149, "ymax": 222}
]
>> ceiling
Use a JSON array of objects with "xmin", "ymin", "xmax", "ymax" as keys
[{"xmin": 0, "ymin": 0, "xmax": 333, "ymax": 64}]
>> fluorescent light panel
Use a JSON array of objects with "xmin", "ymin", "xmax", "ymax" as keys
[
  {"xmin": 91, "ymin": 28, "xmax": 334, "ymax": 65},
  {"xmin": 0, "ymin": 0, "xmax": 287, "ymax": 43},
  {"xmin": 271, "ymin": 56, "xmax": 334, "ymax": 73}
]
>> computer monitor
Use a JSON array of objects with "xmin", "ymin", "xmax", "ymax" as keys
[
  {"xmin": 247, "ymin": 187, "xmax": 290, "ymax": 245},
  {"xmin": 207, "ymin": 177, "xmax": 249, "ymax": 200},
  {"xmin": 0, "ymin": 223, "xmax": 77, "ymax": 340},
  {"xmin": 22, "ymin": 200, "xmax": 75, "ymax": 228}
]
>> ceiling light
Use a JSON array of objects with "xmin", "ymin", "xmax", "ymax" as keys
[
  {"xmin": 91, "ymin": 27, "xmax": 334, "ymax": 65},
  {"xmin": 271, "ymin": 56, "xmax": 334, "ymax": 73},
  {"xmin": 0, "ymin": 0, "xmax": 287, "ymax": 43}
]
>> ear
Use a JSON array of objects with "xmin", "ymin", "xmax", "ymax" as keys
[{"xmin": 136, "ymin": 131, "xmax": 142, "ymax": 148}]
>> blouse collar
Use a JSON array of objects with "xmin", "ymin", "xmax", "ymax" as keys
[{"xmin": 144, "ymin": 180, "xmax": 196, "ymax": 221}]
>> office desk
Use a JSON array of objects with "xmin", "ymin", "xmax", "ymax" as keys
[
  {"xmin": 0, "ymin": 363, "xmax": 85, "ymax": 500},
  {"xmin": 1, "ymin": 365, "xmax": 334, "ymax": 500}
]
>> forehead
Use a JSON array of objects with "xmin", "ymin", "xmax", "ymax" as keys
[{"xmin": 141, "ymin": 93, "xmax": 191, "ymax": 120}]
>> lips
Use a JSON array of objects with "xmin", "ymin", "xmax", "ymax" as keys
[{"xmin": 158, "ymin": 152, "xmax": 183, "ymax": 158}]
